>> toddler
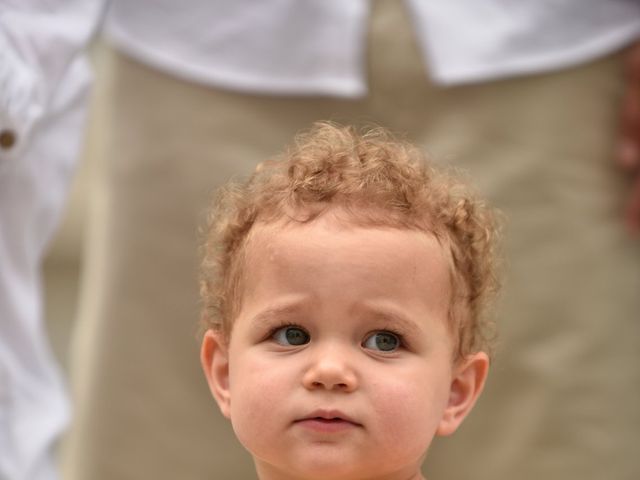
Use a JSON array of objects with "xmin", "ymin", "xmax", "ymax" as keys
[{"xmin": 199, "ymin": 122, "xmax": 500, "ymax": 480}]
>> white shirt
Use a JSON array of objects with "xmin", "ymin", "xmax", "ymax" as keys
[
  {"xmin": 0, "ymin": 1, "xmax": 102, "ymax": 479},
  {"xmin": 105, "ymin": 0, "xmax": 640, "ymax": 97}
]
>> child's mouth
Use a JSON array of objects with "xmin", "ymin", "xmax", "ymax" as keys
[{"xmin": 294, "ymin": 411, "xmax": 362, "ymax": 433}]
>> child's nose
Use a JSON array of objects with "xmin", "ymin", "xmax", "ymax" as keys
[{"xmin": 301, "ymin": 344, "xmax": 358, "ymax": 392}]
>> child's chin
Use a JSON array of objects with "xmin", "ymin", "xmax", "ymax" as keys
[{"xmin": 256, "ymin": 455, "xmax": 366, "ymax": 480}]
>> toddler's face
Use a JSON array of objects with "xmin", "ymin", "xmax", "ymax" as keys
[{"xmin": 202, "ymin": 213, "xmax": 488, "ymax": 480}]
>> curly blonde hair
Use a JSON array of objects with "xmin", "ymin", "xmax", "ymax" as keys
[{"xmin": 199, "ymin": 122, "xmax": 501, "ymax": 359}]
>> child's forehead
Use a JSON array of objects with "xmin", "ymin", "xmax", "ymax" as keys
[
  {"xmin": 237, "ymin": 210, "xmax": 455, "ymax": 331},
  {"xmin": 241, "ymin": 209, "xmax": 453, "ymax": 279}
]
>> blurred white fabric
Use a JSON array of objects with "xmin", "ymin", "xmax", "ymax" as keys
[
  {"xmin": 105, "ymin": 0, "xmax": 640, "ymax": 94},
  {"xmin": 0, "ymin": 1, "xmax": 102, "ymax": 479}
]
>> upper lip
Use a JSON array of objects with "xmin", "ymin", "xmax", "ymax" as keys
[{"xmin": 295, "ymin": 409, "xmax": 361, "ymax": 426}]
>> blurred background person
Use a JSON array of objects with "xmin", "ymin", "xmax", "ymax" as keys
[
  {"xmin": 0, "ymin": 2, "xmax": 102, "ymax": 479},
  {"xmin": 56, "ymin": 1, "xmax": 640, "ymax": 480}
]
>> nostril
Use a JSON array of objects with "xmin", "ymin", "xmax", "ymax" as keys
[{"xmin": 304, "ymin": 368, "xmax": 357, "ymax": 391}]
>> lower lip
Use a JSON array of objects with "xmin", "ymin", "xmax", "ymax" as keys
[{"xmin": 295, "ymin": 418, "xmax": 360, "ymax": 433}]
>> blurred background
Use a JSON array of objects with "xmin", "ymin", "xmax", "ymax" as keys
[{"xmin": 6, "ymin": 2, "xmax": 639, "ymax": 480}]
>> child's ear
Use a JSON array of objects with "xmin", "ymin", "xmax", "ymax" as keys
[
  {"xmin": 200, "ymin": 329, "xmax": 231, "ymax": 419},
  {"xmin": 436, "ymin": 351, "xmax": 490, "ymax": 436}
]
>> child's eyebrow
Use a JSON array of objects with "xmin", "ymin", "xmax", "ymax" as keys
[
  {"xmin": 247, "ymin": 301, "xmax": 424, "ymax": 337},
  {"xmin": 248, "ymin": 301, "xmax": 308, "ymax": 329},
  {"xmin": 358, "ymin": 306, "xmax": 424, "ymax": 337}
]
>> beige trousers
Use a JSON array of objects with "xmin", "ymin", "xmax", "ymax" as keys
[{"xmin": 64, "ymin": 1, "xmax": 640, "ymax": 479}]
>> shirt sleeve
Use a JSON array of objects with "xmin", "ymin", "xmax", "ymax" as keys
[{"xmin": 0, "ymin": 0, "xmax": 105, "ymax": 160}]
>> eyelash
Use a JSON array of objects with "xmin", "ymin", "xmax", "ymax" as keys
[{"xmin": 265, "ymin": 322, "xmax": 307, "ymax": 340}]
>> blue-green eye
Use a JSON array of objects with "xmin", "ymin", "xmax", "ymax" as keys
[
  {"xmin": 363, "ymin": 331, "xmax": 400, "ymax": 352},
  {"xmin": 272, "ymin": 326, "xmax": 310, "ymax": 346}
]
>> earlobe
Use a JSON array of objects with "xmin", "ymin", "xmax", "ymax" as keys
[
  {"xmin": 436, "ymin": 351, "xmax": 490, "ymax": 436},
  {"xmin": 200, "ymin": 329, "xmax": 232, "ymax": 418}
]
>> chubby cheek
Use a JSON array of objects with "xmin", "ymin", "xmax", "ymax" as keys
[
  {"xmin": 227, "ymin": 355, "xmax": 292, "ymax": 453},
  {"xmin": 369, "ymin": 372, "xmax": 449, "ymax": 457}
]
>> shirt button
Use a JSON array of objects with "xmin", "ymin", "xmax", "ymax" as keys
[{"xmin": 0, "ymin": 129, "xmax": 17, "ymax": 150}]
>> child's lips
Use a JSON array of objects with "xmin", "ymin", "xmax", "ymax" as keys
[{"xmin": 294, "ymin": 409, "xmax": 362, "ymax": 433}]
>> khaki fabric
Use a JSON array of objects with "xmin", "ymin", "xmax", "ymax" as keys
[{"xmin": 64, "ymin": 1, "xmax": 640, "ymax": 479}]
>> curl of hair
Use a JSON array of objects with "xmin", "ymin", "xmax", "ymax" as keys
[{"xmin": 199, "ymin": 122, "xmax": 501, "ymax": 359}]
